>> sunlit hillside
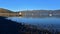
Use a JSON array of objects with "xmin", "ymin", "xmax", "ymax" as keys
[{"xmin": 0, "ymin": 8, "xmax": 14, "ymax": 13}]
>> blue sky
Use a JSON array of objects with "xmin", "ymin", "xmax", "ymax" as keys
[{"xmin": 0, "ymin": 0, "xmax": 60, "ymax": 11}]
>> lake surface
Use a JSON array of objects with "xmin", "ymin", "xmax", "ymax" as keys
[{"xmin": 7, "ymin": 17, "xmax": 60, "ymax": 31}]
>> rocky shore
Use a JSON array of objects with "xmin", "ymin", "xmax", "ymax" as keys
[{"xmin": 0, "ymin": 16, "xmax": 60, "ymax": 34}]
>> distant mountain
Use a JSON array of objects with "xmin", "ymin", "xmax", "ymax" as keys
[
  {"xmin": 19, "ymin": 9, "xmax": 60, "ymax": 12},
  {"xmin": 18, "ymin": 10, "xmax": 60, "ymax": 13},
  {"xmin": 0, "ymin": 8, "xmax": 14, "ymax": 13}
]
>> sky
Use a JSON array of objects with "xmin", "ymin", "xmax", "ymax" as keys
[{"xmin": 0, "ymin": 0, "xmax": 60, "ymax": 12}]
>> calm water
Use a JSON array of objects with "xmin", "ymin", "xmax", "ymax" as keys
[
  {"xmin": 7, "ymin": 17, "xmax": 60, "ymax": 31},
  {"xmin": 7, "ymin": 17, "xmax": 60, "ymax": 24}
]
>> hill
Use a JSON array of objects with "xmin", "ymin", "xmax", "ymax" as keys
[{"xmin": 0, "ymin": 8, "xmax": 14, "ymax": 13}]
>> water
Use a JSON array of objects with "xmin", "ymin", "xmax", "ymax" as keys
[
  {"xmin": 7, "ymin": 17, "xmax": 60, "ymax": 24},
  {"xmin": 7, "ymin": 17, "xmax": 60, "ymax": 32}
]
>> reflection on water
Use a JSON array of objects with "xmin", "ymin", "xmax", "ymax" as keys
[
  {"xmin": 7, "ymin": 17, "xmax": 60, "ymax": 24},
  {"xmin": 7, "ymin": 17, "xmax": 60, "ymax": 31}
]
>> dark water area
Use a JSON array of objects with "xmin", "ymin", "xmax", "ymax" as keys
[{"xmin": 7, "ymin": 17, "xmax": 60, "ymax": 32}]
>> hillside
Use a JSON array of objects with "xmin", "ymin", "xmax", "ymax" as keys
[
  {"xmin": 0, "ymin": 8, "xmax": 14, "ymax": 13},
  {"xmin": 0, "ymin": 8, "xmax": 19, "ymax": 17}
]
